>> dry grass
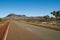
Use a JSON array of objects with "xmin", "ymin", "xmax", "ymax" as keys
[
  {"xmin": 27, "ymin": 22, "xmax": 60, "ymax": 31},
  {"xmin": 14, "ymin": 20, "xmax": 60, "ymax": 31}
]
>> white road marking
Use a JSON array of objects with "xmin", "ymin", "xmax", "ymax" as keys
[{"xmin": 3, "ymin": 23, "xmax": 10, "ymax": 40}]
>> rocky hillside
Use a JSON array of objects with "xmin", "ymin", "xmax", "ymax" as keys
[{"xmin": 5, "ymin": 13, "xmax": 28, "ymax": 20}]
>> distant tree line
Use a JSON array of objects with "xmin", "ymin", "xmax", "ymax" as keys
[{"xmin": 26, "ymin": 10, "xmax": 60, "ymax": 23}]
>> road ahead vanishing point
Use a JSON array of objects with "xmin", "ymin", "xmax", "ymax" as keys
[{"xmin": 3, "ymin": 21, "xmax": 60, "ymax": 40}]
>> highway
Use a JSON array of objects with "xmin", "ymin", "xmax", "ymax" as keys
[{"xmin": 3, "ymin": 21, "xmax": 60, "ymax": 40}]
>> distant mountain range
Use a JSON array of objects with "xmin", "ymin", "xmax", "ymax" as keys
[
  {"xmin": 4, "ymin": 13, "xmax": 45, "ymax": 22},
  {"xmin": 7, "ymin": 13, "xmax": 26, "ymax": 17},
  {"xmin": 5, "ymin": 13, "xmax": 27, "ymax": 20}
]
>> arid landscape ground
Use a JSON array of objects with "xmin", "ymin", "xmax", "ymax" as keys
[
  {"xmin": 0, "ymin": 14, "xmax": 60, "ymax": 40},
  {"xmin": 0, "ymin": 0, "xmax": 60, "ymax": 40}
]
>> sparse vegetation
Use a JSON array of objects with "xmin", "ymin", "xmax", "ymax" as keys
[
  {"xmin": 27, "ymin": 22, "xmax": 60, "ymax": 31},
  {"xmin": 23, "ymin": 10, "xmax": 60, "ymax": 31},
  {"xmin": 0, "ymin": 10, "xmax": 60, "ymax": 31}
]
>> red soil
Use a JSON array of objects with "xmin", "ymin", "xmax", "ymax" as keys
[{"xmin": 0, "ymin": 21, "xmax": 10, "ymax": 40}]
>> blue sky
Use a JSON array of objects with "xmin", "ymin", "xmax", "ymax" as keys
[{"xmin": 0, "ymin": 0, "xmax": 60, "ymax": 18}]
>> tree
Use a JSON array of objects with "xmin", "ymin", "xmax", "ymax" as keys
[
  {"xmin": 51, "ymin": 11, "xmax": 60, "ymax": 20},
  {"xmin": 43, "ymin": 15, "xmax": 50, "ymax": 22},
  {"xmin": 51, "ymin": 10, "xmax": 60, "ymax": 26},
  {"xmin": 50, "ymin": 17, "xmax": 55, "ymax": 21}
]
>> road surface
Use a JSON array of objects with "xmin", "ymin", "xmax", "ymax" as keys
[{"xmin": 3, "ymin": 21, "xmax": 60, "ymax": 40}]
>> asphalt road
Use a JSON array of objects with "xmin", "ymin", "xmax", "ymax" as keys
[{"xmin": 3, "ymin": 21, "xmax": 60, "ymax": 40}]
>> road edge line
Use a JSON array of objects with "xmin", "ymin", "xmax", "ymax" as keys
[{"xmin": 3, "ymin": 22, "xmax": 10, "ymax": 40}]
